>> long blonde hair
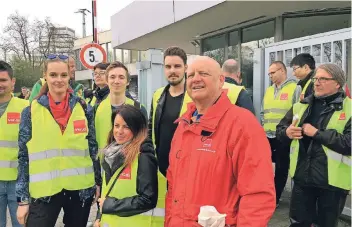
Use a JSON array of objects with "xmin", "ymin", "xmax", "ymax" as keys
[{"xmin": 106, "ymin": 104, "xmax": 147, "ymax": 167}]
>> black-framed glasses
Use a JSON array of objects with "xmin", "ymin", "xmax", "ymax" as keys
[
  {"xmin": 46, "ymin": 54, "xmax": 69, "ymax": 60},
  {"xmin": 94, "ymin": 71, "xmax": 106, "ymax": 77},
  {"xmin": 292, "ymin": 66, "xmax": 301, "ymax": 72},
  {"xmin": 312, "ymin": 77, "xmax": 336, "ymax": 83},
  {"xmin": 268, "ymin": 68, "xmax": 281, "ymax": 76}
]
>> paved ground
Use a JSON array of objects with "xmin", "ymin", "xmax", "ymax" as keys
[{"xmin": 6, "ymin": 178, "xmax": 351, "ymax": 226}]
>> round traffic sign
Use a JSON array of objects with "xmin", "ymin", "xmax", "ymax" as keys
[{"xmin": 79, "ymin": 43, "xmax": 107, "ymax": 70}]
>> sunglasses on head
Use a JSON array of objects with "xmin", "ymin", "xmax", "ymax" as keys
[{"xmin": 46, "ymin": 54, "xmax": 69, "ymax": 60}]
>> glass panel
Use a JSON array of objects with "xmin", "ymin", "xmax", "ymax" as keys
[
  {"xmin": 277, "ymin": 51, "xmax": 283, "ymax": 62},
  {"xmin": 312, "ymin": 44, "xmax": 321, "ymax": 63},
  {"xmin": 131, "ymin": 50, "xmax": 138, "ymax": 63},
  {"xmin": 284, "ymin": 14, "xmax": 351, "ymax": 40},
  {"xmin": 123, "ymin": 50, "xmax": 130, "ymax": 64},
  {"xmin": 241, "ymin": 21, "xmax": 274, "ymax": 97},
  {"xmin": 294, "ymin": 48, "xmax": 301, "ymax": 57},
  {"xmin": 269, "ymin": 52, "xmax": 276, "ymax": 65},
  {"xmin": 107, "ymin": 43, "xmax": 113, "ymax": 62},
  {"xmin": 228, "ymin": 31, "xmax": 239, "ymax": 60},
  {"xmin": 334, "ymin": 41, "xmax": 342, "ymax": 68},
  {"xmin": 202, "ymin": 34, "xmax": 226, "ymax": 64},
  {"xmin": 285, "ymin": 49, "xmax": 293, "ymax": 66},
  {"xmin": 140, "ymin": 51, "xmax": 147, "ymax": 61},
  {"xmin": 322, "ymin": 43, "xmax": 332, "ymax": 63},
  {"xmin": 115, "ymin": 49, "xmax": 122, "ymax": 62},
  {"xmin": 101, "ymin": 43, "xmax": 107, "ymax": 63},
  {"xmin": 303, "ymin": 46, "xmax": 311, "ymax": 54}
]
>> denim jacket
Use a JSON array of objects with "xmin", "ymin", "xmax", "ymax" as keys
[{"xmin": 16, "ymin": 93, "xmax": 101, "ymax": 204}]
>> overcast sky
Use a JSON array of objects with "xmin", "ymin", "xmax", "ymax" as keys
[{"xmin": 1, "ymin": 0, "xmax": 134, "ymax": 38}]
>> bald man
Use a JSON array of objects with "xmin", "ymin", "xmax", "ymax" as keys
[
  {"xmin": 29, "ymin": 56, "xmax": 84, "ymax": 102},
  {"xmin": 165, "ymin": 56, "xmax": 276, "ymax": 227}
]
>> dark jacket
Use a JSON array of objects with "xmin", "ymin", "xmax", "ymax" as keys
[
  {"xmin": 16, "ymin": 93, "xmax": 101, "ymax": 203},
  {"xmin": 98, "ymin": 138, "xmax": 158, "ymax": 219},
  {"xmin": 292, "ymin": 70, "xmax": 315, "ymax": 103},
  {"xmin": 148, "ymin": 82, "xmax": 256, "ymax": 148},
  {"xmin": 276, "ymin": 92, "xmax": 351, "ymax": 191}
]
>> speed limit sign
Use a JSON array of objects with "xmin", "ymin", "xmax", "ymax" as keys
[{"xmin": 79, "ymin": 43, "xmax": 107, "ymax": 70}]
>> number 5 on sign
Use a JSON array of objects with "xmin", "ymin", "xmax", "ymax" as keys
[{"xmin": 79, "ymin": 43, "xmax": 107, "ymax": 70}]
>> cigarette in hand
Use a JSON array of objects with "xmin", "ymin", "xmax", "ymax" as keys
[{"xmin": 292, "ymin": 115, "xmax": 299, "ymax": 126}]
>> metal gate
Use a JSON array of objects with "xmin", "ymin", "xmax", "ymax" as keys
[{"xmin": 264, "ymin": 27, "xmax": 351, "ymax": 90}]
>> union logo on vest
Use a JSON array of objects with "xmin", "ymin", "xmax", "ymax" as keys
[
  {"xmin": 7, "ymin": 112, "xmax": 20, "ymax": 124},
  {"xmin": 73, "ymin": 120, "xmax": 87, "ymax": 134}
]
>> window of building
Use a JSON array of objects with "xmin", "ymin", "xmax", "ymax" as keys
[
  {"xmin": 107, "ymin": 43, "xmax": 113, "ymax": 62},
  {"xmin": 74, "ymin": 49, "xmax": 84, "ymax": 71},
  {"xmin": 283, "ymin": 14, "xmax": 351, "ymax": 40},
  {"xmin": 114, "ymin": 49, "xmax": 122, "ymax": 62},
  {"xmin": 202, "ymin": 34, "xmax": 226, "ymax": 64},
  {"xmin": 123, "ymin": 50, "xmax": 130, "ymax": 64},
  {"xmin": 228, "ymin": 30, "xmax": 239, "ymax": 60},
  {"xmin": 131, "ymin": 50, "xmax": 138, "ymax": 63},
  {"xmin": 241, "ymin": 21, "xmax": 274, "ymax": 95}
]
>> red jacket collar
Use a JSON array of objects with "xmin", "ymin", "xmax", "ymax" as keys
[{"xmin": 176, "ymin": 91, "xmax": 233, "ymax": 130}]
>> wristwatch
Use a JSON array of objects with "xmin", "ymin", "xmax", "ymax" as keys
[{"xmin": 17, "ymin": 196, "xmax": 30, "ymax": 204}]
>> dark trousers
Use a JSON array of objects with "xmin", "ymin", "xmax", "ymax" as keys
[
  {"xmin": 289, "ymin": 183, "xmax": 347, "ymax": 227},
  {"xmin": 268, "ymin": 137, "xmax": 290, "ymax": 204},
  {"xmin": 26, "ymin": 190, "xmax": 93, "ymax": 227}
]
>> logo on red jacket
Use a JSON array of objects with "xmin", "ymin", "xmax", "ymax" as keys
[
  {"xmin": 203, "ymin": 139, "xmax": 212, "ymax": 148},
  {"xmin": 339, "ymin": 112, "xmax": 346, "ymax": 120},
  {"xmin": 7, "ymin": 112, "xmax": 20, "ymax": 124},
  {"xmin": 119, "ymin": 165, "xmax": 131, "ymax": 180},
  {"xmin": 280, "ymin": 93, "xmax": 288, "ymax": 100},
  {"xmin": 73, "ymin": 120, "xmax": 87, "ymax": 134}
]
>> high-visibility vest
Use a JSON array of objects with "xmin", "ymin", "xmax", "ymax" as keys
[
  {"xmin": 299, "ymin": 79, "xmax": 312, "ymax": 101},
  {"xmin": 28, "ymin": 100, "xmax": 95, "ymax": 198},
  {"xmin": 0, "ymin": 97, "xmax": 28, "ymax": 180},
  {"xmin": 290, "ymin": 97, "xmax": 351, "ymax": 190},
  {"xmin": 263, "ymin": 82, "xmax": 296, "ymax": 133},
  {"xmin": 151, "ymin": 82, "xmax": 244, "ymax": 218},
  {"xmin": 100, "ymin": 158, "xmax": 164, "ymax": 227},
  {"xmin": 95, "ymin": 96, "xmax": 137, "ymax": 150}
]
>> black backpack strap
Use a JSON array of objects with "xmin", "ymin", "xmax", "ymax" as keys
[{"xmin": 133, "ymin": 100, "xmax": 141, "ymax": 109}]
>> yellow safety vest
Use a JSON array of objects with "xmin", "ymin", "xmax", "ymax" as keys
[
  {"xmin": 290, "ymin": 97, "xmax": 351, "ymax": 190},
  {"xmin": 95, "ymin": 96, "xmax": 137, "ymax": 150},
  {"xmin": 263, "ymin": 82, "xmax": 296, "ymax": 133},
  {"xmin": 100, "ymin": 158, "xmax": 164, "ymax": 227},
  {"xmin": 0, "ymin": 97, "xmax": 28, "ymax": 180},
  {"xmin": 28, "ymin": 100, "xmax": 95, "ymax": 198},
  {"xmin": 151, "ymin": 82, "xmax": 244, "ymax": 217},
  {"xmin": 299, "ymin": 79, "xmax": 312, "ymax": 101}
]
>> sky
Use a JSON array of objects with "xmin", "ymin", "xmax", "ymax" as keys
[{"xmin": 1, "ymin": 0, "xmax": 134, "ymax": 38}]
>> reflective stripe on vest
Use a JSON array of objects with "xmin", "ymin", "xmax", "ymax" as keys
[
  {"xmin": 95, "ymin": 96, "xmax": 135, "ymax": 149},
  {"xmin": 0, "ymin": 97, "xmax": 29, "ymax": 181},
  {"xmin": 28, "ymin": 100, "xmax": 95, "ymax": 198},
  {"xmin": 30, "ymin": 166, "xmax": 94, "ymax": 182},
  {"xmin": 29, "ymin": 149, "xmax": 89, "ymax": 161},
  {"xmin": 263, "ymin": 82, "xmax": 296, "ymax": 132},
  {"xmin": 0, "ymin": 140, "xmax": 18, "ymax": 148},
  {"xmin": 299, "ymin": 79, "xmax": 312, "ymax": 101},
  {"xmin": 101, "ymin": 158, "xmax": 164, "ymax": 227},
  {"xmin": 0, "ymin": 160, "xmax": 18, "ymax": 168},
  {"xmin": 290, "ymin": 97, "xmax": 351, "ymax": 190}
]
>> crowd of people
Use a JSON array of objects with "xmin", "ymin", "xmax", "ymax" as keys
[{"xmin": 0, "ymin": 46, "xmax": 350, "ymax": 227}]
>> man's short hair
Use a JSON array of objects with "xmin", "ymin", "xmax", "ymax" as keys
[
  {"xmin": 270, "ymin": 61, "xmax": 287, "ymax": 72},
  {"xmin": 290, "ymin": 53, "xmax": 316, "ymax": 70},
  {"xmin": 0, "ymin": 61, "xmax": 13, "ymax": 78},
  {"xmin": 222, "ymin": 59, "xmax": 240, "ymax": 74},
  {"xmin": 94, "ymin": 62, "xmax": 110, "ymax": 71},
  {"xmin": 106, "ymin": 61, "xmax": 130, "ymax": 81},
  {"xmin": 164, "ymin": 46, "xmax": 187, "ymax": 65}
]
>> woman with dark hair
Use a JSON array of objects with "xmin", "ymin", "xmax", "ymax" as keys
[
  {"xmin": 94, "ymin": 104, "xmax": 163, "ymax": 227},
  {"xmin": 16, "ymin": 55, "xmax": 101, "ymax": 227}
]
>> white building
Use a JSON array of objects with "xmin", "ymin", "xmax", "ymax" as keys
[{"xmin": 40, "ymin": 26, "xmax": 76, "ymax": 55}]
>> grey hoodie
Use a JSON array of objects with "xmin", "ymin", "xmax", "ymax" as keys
[{"xmin": 260, "ymin": 77, "xmax": 299, "ymax": 138}]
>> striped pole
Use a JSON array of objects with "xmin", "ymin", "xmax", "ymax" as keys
[{"xmin": 92, "ymin": 0, "xmax": 98, "ymax": 43}]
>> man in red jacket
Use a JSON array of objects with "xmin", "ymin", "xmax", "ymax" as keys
[{"xmin": 165, "ymin": 56, "xmax": 276, "ymax": 227}]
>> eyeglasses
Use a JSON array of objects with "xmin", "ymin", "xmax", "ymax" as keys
[
  {"xmin": 292, "ymin": 66, "xmax": 301, "ymax": 72},
  {"xmin": 268, "ymin": 69, "xmax": 281, "ymax": 76},
  {"xmin": 312, "ymin": 77, "xmax": 336, "ymax": 83},
  {"xmin": 46, "ymin": 54, "xmax": 69, "ymax": 60},
  {"xmin": 94, "ymin": 71, "xmax": 106, "ymax": 77}
]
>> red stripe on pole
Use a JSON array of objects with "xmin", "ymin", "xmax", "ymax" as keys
[{"xmin": 92, "ymin": 0, "xmax": 98, "ymax": 43}]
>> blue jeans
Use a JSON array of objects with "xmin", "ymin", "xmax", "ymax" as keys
[{"xmin": 0, "ymin": 180, "xmax": 21, "ymax": 227}]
